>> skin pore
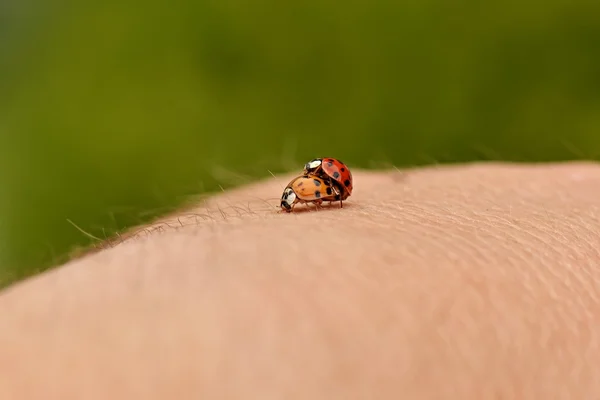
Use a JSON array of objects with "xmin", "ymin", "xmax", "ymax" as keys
[{"xmin": 0, "ymin": 162, "xmax": 599, "ymax": 399}]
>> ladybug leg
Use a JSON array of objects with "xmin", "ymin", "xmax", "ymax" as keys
[
  {"xmin": 293, "ymin": 199, "xmax": 304, "ymax": 211},
  {"xmin": 328, "ymin": 193, "xmax": 335, "ymax": 206},
  {"xmin": 332, "ymin": 185, "xmax": 343, "ymax": 208}
]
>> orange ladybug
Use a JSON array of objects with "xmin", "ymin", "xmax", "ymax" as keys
[{"xmin": 280, "ymin": 175, "xmax": 340, "ymax": 212}]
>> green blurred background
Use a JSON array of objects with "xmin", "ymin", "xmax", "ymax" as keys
[{"xmin": 1, "ymin": 0, "xmax": 600, "ymax": 287}]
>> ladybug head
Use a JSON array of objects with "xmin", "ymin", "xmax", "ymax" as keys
[
  {"xmin": 303, "ymin": 158, "xmax": 322, "ymax": 174},
  {"xmin": 280, "ymin": 187, "xmax": 296, "ymax": 211}
]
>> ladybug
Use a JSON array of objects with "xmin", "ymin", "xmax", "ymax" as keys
[
  {"xmin": 303, "ymin": 157, "xmax": 353, "ymax": 201},
  {"xmin": 280, "ymin": 175, "xmax": 341, "ymax": 212}
]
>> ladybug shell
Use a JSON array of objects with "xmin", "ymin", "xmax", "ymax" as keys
[
  {"xmin": 288, "ymin": 175, "xmax": 337, "ymax": 201},
  {"xmin": 305, "ymin": 158, "xmax": 353, "ymax": 199}
]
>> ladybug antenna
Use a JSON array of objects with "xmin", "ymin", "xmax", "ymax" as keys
[
  {"xmin": 267, "ymin": 169, "xmax": 286, "ymax": 190},
  {"xmin": 267, "ymin": 169, "xmax": 287, "ymax": 210}
]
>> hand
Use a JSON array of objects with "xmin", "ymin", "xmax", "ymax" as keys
[{"xmin": 1, "ymin": 162, "xmax": 599, "ymax": 399}]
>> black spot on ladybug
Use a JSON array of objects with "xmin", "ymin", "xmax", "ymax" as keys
[
  {"xmin": 297, "ymin": 181, "xmax": 303, "ymax": 186},
  {"xmin": 315, "ymin": 190, "xmax": 321, "ymax": 198},
  {"xmin": 326, "ymin": 186, "xmax": 333, "ymax": 196},
  {"xmin": 333, "ymin": 171, "xmax": 340, "ymax": 179},
  {"xmin": 313, "ymin": 179, "xmax": 321, "ymax": 186},
  {"xmin": 344, "ymin": 179, "xmax": 351, "ymax": 187},
  {"xmin": 341, "ymin": 167, "xmax": 346, "ymax": 172},
  {"xmin": 327, "ymin": 161, "xmax": 334, "ymax": 167}
]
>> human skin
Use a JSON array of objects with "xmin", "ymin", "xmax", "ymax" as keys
[{"xmin": 0, "ymin": 162, "xmax": 600, "ymax": 399}]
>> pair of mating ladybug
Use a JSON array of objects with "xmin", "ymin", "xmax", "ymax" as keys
[{"xmin": 280, "ymin": 157, "xmax": 353, "ymax": 212}]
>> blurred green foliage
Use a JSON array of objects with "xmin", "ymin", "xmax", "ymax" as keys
[{"xmin": 1, "ymin": 0, "xmax": 600, "ymax": 286}]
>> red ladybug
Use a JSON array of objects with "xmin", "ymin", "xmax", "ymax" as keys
[{"xmin": 303, "ymin": 158, "xmax": 353, "ymax": 202}]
